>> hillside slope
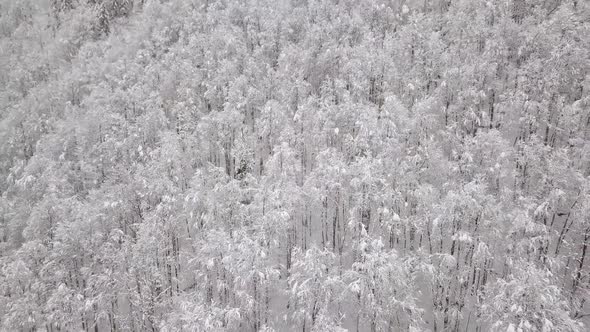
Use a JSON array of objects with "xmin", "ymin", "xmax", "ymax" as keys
[{"xmin": 1, "ymin": 0, "xmax": 589, "ymax": 331}]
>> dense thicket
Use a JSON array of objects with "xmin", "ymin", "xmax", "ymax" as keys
[{"xmin": 0, "ymin": 0, "xmax": 589, "ymax": 331}]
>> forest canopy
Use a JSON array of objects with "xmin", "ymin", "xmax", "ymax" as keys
[{"xmin": 0, "ymin": 0, "xmax": 589, "ymax": 331}]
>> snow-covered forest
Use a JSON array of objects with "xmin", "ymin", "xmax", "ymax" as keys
[{"xmin": 0, "ymin": 0, "xmax": 589, "ymax": 331}]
